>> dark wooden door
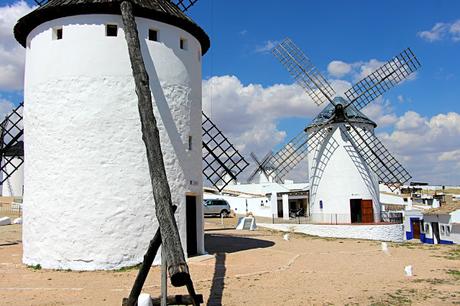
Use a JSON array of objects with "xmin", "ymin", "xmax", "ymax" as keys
[
  {"xmin": 360, "ymin": 200, "xmax": 374, "ymax": 223},
  {"xmin": 186, "ymin": 196, "xmax": 197, "ymax": 256},
  {"xmin": 412, "ymin": 220, "xmax": 421, "ymax": 239}
]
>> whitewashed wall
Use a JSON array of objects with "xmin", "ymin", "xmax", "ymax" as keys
[
  {"xmin": 23, "ymin": 14, "xmax": 204, "ymax": 270},
  {"xmin": 203, "ymin": 193, "xmax": 273, "ymax": 218},
  {"xmin": 259, "ymin": 223, "xmax": 404, "ymax": 242},
  {"xmin": 307, "ymin": 123, "xmax": 380, "ymax": 223}
]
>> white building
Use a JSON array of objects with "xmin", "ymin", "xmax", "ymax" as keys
[
  {"xmin": 421, "ymin": 204, "xmax": 460, "ymax": 244},
  {"xmin": 306, "ymin": 101, "xmax": 380, "ymax": 224},
  {"xmin": 14, "ymin": 0, "xmax": 209, "ymax": 270},
  {"xmin": 206, "ymin": 181, "xmax": 309, "ymax": 220}
]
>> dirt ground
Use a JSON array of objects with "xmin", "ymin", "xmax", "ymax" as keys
[{"xmin": 0, "ymin": 218, "xmax": 459, "ymax": 306}]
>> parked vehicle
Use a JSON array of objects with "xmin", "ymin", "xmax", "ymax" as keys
[
  {"xmin": 289, "ymin": 207, "xmax": 305, "ymax": 218},
  {"xmin": 203, "ymin": 199, "xmax": 231, "ymax": 217}
]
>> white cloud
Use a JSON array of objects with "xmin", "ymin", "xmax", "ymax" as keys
[
  {"xmin": 450, "ymin": 20, "xmax": 460, "ymax": 41},
  {"xmin": 379, "ymin": 111, "xmax": 460, "ymax": 184},
  {"xmin": 0, "ymin": 97, "xmax": 14, "ymax": 119},
  {"xmin": 0, "ymin": 1, "xmax": 35, "ymax": 91},
  {"xmin": 254, "ymin": 40, "xmax": 279, "ymax": 53},
  {"xmin": 417, "ymin": 19, "xmax": 460, "ymax": 42},
  {"xmin": 417, "ymin": 23, "xmax": 448, "ymax": 42},
  {"xmin": 202, "ymin": 75, "xmax": 324, "ymax": 182},
  {"xmin": 361, "ymin": 97, "xmax": 398, "ymax": 127},
  {"xmin": 327, "ymin": 61, "xmax": 351, "ymax": 78}
]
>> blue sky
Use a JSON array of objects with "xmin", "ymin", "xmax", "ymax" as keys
[{"xmin": 1, "ymin": 0, "xmax": 459, "ymax": 184}]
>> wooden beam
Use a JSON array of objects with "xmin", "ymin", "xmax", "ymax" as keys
[{"xmin": 120, "ymin": 0, "xmax": 189, "ymax": 287}]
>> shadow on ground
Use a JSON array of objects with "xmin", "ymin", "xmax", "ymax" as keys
[{"xmin": 204, "ymin": 232, "xmax": 275, "ymax": 254}]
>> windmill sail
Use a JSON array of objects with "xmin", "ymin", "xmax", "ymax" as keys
[
  {"xmin": 346, "ymin": 123, "xmax": 411, "ymax": 187},
  {"xmin": 272, "ymin": 38, "xmax": 335, "ymax": 106},
  {"xmin": 202, "ymin": 112, "xmax": 249, "ymax": 191},
  {"xmin": 0, "ymin": 103, "xmax": 24, "ymax": 185},
  {"xmin": 247, "ymin": 151, "xmax": 274, "ymax": 183},
  {"xmin": 268, "ymin": 130, "xmax": 309, "ymax": 182},
  {"xmin": 345, "ymin": 48, "xmax": 421, "ymax": 110},
  {"xmin": 171, "ymin": 0, "xmax": 199, "ymax": 12}
]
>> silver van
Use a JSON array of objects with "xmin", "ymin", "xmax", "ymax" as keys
[{"xmin": 203, "ymin": 199, "xmax": 231, "ymax": 217}]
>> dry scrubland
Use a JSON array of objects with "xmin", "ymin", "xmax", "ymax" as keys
[{"xmin": 0, "ymin": 219, "xmax": 459, "ymax": 305}]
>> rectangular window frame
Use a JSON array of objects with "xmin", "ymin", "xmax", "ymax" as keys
[
  {"xmin": 148, "ymin": 29, "xmax": 159, "ymax": 42},
  {"xmin": 180, "ymin": 37, "xmax": 188, "ymax": 50},
  {"xmin": 52, "ymin": 27, "xmax": 63, "ymax": 40},
  {"xmin": 106, "ymin": 24, "xmax": 118, "ymax": 37}
]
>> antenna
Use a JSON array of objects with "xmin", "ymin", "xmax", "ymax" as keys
[
  {"xmin": 171, "ymin": 0, "xmax": 199, "ymax": 12},
  {"xmin": 0, "ymin": 103, "xmax": 24, "ymax": 185},
  {"xmin": 247, "ymin": 151, "xmax": 273, "ymax": 183},
  {"xmin": 272, "ymin": 38, "xmax": 335, "ymax": 106},
  {"xmin": 202, "ymin": 112, "xmax": 249, "ymax": 191},
  {"xmin": 344, "ymin": 48, "xmax": 421, "ymax": 110}
]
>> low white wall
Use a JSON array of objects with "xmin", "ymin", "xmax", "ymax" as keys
[
  {"xmin": 203, "ymin": 193, "xmax": 272, "ymax": 218},
  {"xmin": 259, "ymin": 223, "xmax": 404, "ymax": 242}
]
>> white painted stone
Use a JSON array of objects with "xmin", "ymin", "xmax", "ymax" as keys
[
  {"xmin": 283, "ymin": 233, "xmax": 290, "ymax": 241},
  {"xmin": 0, "ymin": 217, "xmax": 12, "ymax": 226},
  {"xmin": 13, "ymin": 217, "xmax": 22, "ymax": 224},
  {"xmin": 404, "ymin": 265, "xmax": 413, "ymax": 277},
  {"xmin": 236, "ymin": 217, "xmax": 257, "ymax": 230},
  {"xmin": 138, "ymin": 293, "xmax": 153, "ymax": 306},
  {"xmin": 22, "ymin": 15, "xmax": 204, "ymax": 270},
  {"xmin": 259, "ymin": 223, "xmax": 404, "ymax": 242}
]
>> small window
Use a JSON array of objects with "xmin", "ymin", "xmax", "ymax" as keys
[
  {"xmin": 197, "ymin": 49, "xmax": 201, "ymax": 62},
  {"xmin": 424, "ymin": 224, "xmax": 430, "ymax": 233},
  {"xmin": 53, "ymin": 27, "xmax": 63, "ymax": 40},
  {"xmin": 149, "ymin": 29, "xmax": 158, "ymax": 41},
  {"xmin": 180, "ymin": 37, "xmax": 188, "ymax": 50},
  {"xmin": 440, "ymin": 225, "xmax": 445, "ymax": 235},
  {"xmin": 188, "ymin": 135, "xmax": 192, "ymax": 151},
  {"xmin": 446, "ymin": 226, "xmax": 451, "ymax": 236},
  {"xmin": 106, "ymin": 24, "xmax": 118, "ymax": 37}
]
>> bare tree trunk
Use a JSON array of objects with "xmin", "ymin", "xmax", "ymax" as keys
[{"xmin": 120, "ymin": 0, "xmax": 189, "ymax": 287}]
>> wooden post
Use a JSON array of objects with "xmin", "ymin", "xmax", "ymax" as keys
[{"xmin": 120, "ymin": 0, "xmax": 189, "ymax": 286}]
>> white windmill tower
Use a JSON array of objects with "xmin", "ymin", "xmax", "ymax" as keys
[
  {"xmin": 13, "ymin": 0, "xmax": 247, "ymax": 271},
  {"xmin": 262, "ymin": 38, "xmax": 419, "ymax": 224}
]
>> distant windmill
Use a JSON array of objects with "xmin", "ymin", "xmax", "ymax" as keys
[
  {"xmin": 246, "ymin": 151, "xmax": 275, "ymax": 183},
  {"xmin": 0, "ymin": 103, "xmax": 24, "ymax": 196},
  {"xmin": 268, "ymin": 38, "xmax": 420, "ymax": 223}
]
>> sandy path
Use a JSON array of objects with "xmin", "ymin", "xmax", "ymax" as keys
[{"xmin": 0, "ymin": 221, "xmax": 459, "ymax": 305}]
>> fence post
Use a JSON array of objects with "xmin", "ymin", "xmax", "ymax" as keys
[{"xmin": 272, "ymin": 214, "xmax": 275, "ymax": 224}]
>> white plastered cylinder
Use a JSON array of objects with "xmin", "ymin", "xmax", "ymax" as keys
[
  {"xmin": 307, "ymin": 122, "xmax": 380, "ymax": 223},
  {"xmin": 22, "ymin": 14, "xmax": 204, "ymax": 270}
]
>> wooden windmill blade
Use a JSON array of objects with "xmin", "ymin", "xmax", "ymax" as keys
[
  {"xmin": 344, "ymin": 48, "xmax": 421, "ymax": 110},
  {"xmin": 346, "ymin": 121, "xmax": 412, "ymax": 189},
  {"xmin": 268, "ymin": 130, "xmax": 309, "ymax": 183},
  {"xmin": 170, "ymin": 0, "xmax": 199, "ymax": 12},
  {"xmin": 0, "ymin": 103, "xmax": 24, "ymax": 185},
  {"xmin": 202, "ymin": 112, "xmax": 249, "ymax": 192},
  {"xmin": 247, "ymin": 151, "xmax": 273, "ymax": 183},
  {"xmin": 272, "ymin": 38, "xmax": 335, "ymax": 106}
]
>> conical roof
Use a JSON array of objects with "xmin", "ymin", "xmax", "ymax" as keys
[
  {"xmin": 306, "ymin": 98, "xmax": 377, "ymax": 129},
  {"xmin": 14, "ymin": 0, "xmax": 210, "ymax": 53}
]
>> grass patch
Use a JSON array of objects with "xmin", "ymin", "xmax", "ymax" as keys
[
  {"xmin": 447, "ymin": 269, "xmax": 460, "ymax": 279},
  {"xmin": 113, "ymin": 264, "xmax": 141, "ymax": 272},
  {"xmin": 28, "ymin": 264, "xmax": 41, "ymax": 270},
  {"xmin": 444, "ymin": 247, "xmax": 460, "ymax": 260}
]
